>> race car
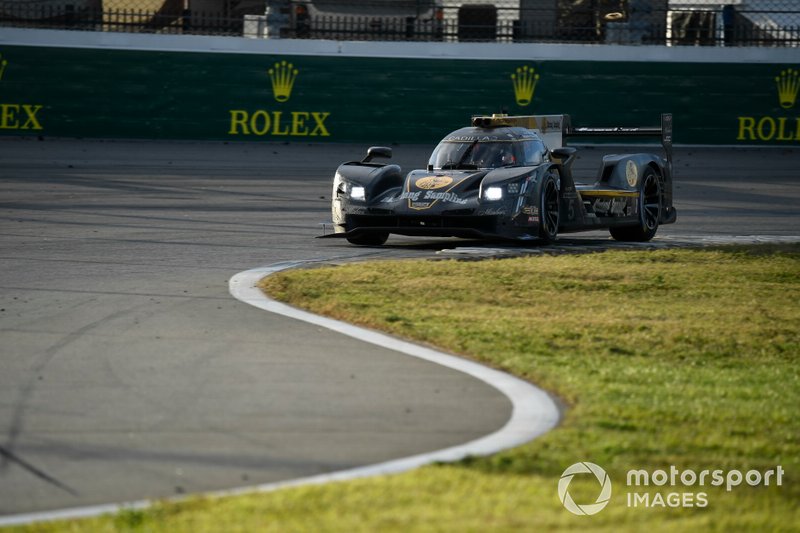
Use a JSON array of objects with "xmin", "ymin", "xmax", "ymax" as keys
[{"xmin": 325, "ymin": 113, "xmax": 676, "ymax": 245}]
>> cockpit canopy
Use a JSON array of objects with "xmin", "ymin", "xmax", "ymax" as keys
[{"xmin": 428, "ymin": 128, "xmax": 549, "ymax": 171}]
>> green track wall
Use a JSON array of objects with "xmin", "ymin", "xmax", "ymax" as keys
[{"xmin": 0, "ymin": 42, "xmax": 797, "ymax": 145}]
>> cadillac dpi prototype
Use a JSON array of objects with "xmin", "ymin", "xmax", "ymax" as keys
[{"xmin": 326, "ymin": 114, "xmax": 676, "ymax": 245}]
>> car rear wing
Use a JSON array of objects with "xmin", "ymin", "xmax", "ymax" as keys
[
  {"xmin": 471, "ymin": 113, "xmax": 673, "ymax": 169},
  {"xmin": 565, "ymin": 113, "xmax": 673, "ymax": 170}
]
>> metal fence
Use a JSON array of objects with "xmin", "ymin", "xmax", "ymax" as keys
[{"xmin": 1, "ymin": 1, "xmax": 798, "ymax": 46}]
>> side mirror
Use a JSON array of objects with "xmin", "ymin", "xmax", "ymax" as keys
[
  {"xmin": 362, "ymin": 146, "xmax": 392, "ymax": 163},
  {"xmin": 551, "ymin": 147, "xmax": 577, "ymax": 178},
  {"xmin": 551, "ymin": 147, "xmax": 577, "ymax": 161}
]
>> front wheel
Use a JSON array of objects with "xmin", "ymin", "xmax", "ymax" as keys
[
  {"xmin": 538, "ymin": 170, "xmax": 560, "ymax": 243},
  {"xmin": 346, "ymin": 232, "xmax": 389, "ymax": 246},
  {"xmin": 610, "ymin": 167, "xmax": 661, "ymax": 242}
]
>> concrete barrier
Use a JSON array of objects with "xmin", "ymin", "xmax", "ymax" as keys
[{"xmin": 0, "ymin": 28, "xmax": 797, "ymax": 145}]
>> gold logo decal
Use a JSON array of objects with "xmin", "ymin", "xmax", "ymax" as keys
[
  {"xmin": 775, "ymin": 68, "xmax": 799, "ymax": 109},
  {"xmin": 511, "ymin": 66, "xmax": 539, "ymax": 107},
  {"xmin": 625, "ymin": 160, "xmax": 638, "ymax": 187},
  {"xmin": 415, "ymin": 176, "xmax": 453, "ymax": 190},
  {"xmin": 269, "ymin": 60, "xmax": 298, "ymax": 103}
]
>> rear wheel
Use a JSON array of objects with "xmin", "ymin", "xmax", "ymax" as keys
[
  {"xmin": 346, "ymin": 232, "xmax": 389, "ymax": 246},
  {"xmin": 538, "ymin": 170, "xmax": 560, "ymax": 243},
  {"xmin": 610, "ymin": 167, "xmax": 661, "ymax": 242}
]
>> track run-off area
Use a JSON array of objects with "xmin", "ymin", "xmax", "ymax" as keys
[{"xmin": 0, "ymin": 138, "xmax": 798, "ymax": 522}]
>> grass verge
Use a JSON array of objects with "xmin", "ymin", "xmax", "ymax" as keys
[{"xmin": 8, "ymin": 245, "xmax": 799, "ymax": 532}]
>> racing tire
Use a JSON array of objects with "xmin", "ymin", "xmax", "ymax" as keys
[
  {"xmin": 346, "ymin": 232, "xmax": 389, "ymax": 246},
  {"xmin": 610, "ymin": 167, "xmax": 661, "ymax": 242},
  {"xmin": 538, "ymin": 170, "xmax": 560, "ymax": 243}
]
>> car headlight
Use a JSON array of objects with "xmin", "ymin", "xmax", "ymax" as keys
[
  {"xmin": 334, "ymin": 172, "xmax": 366, "ymax": 201},
  {"xmin": 484, "ymin": 186, "xmax": 503, "ymax": 201},
  {"xmin": 350, "ymin": 186, "xmax": 366, "ymax": 201}
]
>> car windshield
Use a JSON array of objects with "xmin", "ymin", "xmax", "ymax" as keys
[{"xmin": 428, "ymin": 140, "xmax": 547, "ymax": 170}]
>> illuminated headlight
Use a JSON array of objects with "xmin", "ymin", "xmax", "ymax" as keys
[
  {"xmin": 484, "ymin": 186, "xmax": 503, "ymax": 201},
  {"xmin": 350, "ymin": 186, "xmax": 366, "ymax": 201},
  {"xmin": 334, "ymin": 172, "xmax": 366, "ymax": 201}
]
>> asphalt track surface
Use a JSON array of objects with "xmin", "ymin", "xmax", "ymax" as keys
[{"xmin": 1, "ymin": 138, "xmax": 798, "ymax": 517}]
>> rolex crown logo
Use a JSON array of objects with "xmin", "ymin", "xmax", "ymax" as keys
[
  {"xmin": 511, "ymin": 65, "xmax": 539, "ymax": 107},
  {"xmin": 775, "ymin": 68, "xmax": 799, "ymax": 109},
  {"xmin": 269, "ymin": 60, "xmax": 299, "ymax": 103}
]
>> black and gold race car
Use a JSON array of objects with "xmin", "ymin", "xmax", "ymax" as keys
[{"xmin": 326, "ymin": 114, "xmax": 676, "ymax": 245}]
